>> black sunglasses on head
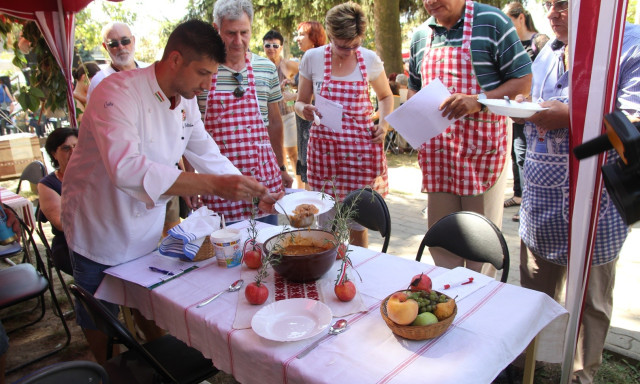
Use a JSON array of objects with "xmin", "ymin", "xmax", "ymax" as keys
[
  {"xmin": 106, "ymin": 37, "xmax": 132, "ymax": 49},
  {"xmin": 232, "ymin": 72, "xmax": 245, "ymax": 98}
]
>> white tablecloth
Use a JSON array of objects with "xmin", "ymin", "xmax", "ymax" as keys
[
  {"xmin": 96, "ymin": 224, "xmax": 568, "ymax": 384},
  {"xmin": 0, "ymin": 187, "xmax": 35, "ymax": 229}
]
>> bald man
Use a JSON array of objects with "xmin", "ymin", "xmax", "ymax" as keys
[{"xmin": 87, "ymin": 22, "xmax": 144, "ymax": 100}]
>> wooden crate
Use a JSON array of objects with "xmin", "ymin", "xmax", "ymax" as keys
[{"xmin": 0, "ymin": 133, "xmax": 44, "ymax": 181}]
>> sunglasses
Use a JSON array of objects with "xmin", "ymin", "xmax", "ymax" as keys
[
  {"xmin": 232, "ymin": 72, "xmax": 245, "ymax": 98},
  {"xmin": 543, "ymin": 0, "xmax": 569, "ymax": 12},
  {"xmin": 263, "ymin": 43, "xmax": 280, "ymax": 49},
  {"xmin": 106, "ymin": 37, "xmax": 132, "ymax": 49}
]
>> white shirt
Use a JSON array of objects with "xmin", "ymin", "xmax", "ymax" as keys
[
  {"xmin": 62, "ymin": 64, "xmax": 241, "ymax": 266},
  {"xmin": 87, "ymin": 61, "xmax": 149, "ymax": 102},
  {"xmin": 299, "ymin": 45, "xmax": 385, "ymax": 95},
  {"xmin": 86, "ymin": 65, "xmax": 117, "ymax": 102}
]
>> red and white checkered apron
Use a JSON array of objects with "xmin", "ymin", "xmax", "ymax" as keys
[
  {"xmin": 202, "ymin": 54, "xmax": 282, "ymax": 222},
  {"xmin": 307, "ymin": 45, "xmax": 388, "ymax": 200},
  {"xmin": 418, "ymin": 0, "xmax": 507, "ymax": 196}
]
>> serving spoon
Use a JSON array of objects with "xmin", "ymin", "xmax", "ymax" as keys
[
  {"xmin": 197, "ymin": 279, "xmax": 244, "ymax": 308},
  {"xmin": 296, "ymin": 319, "xmax": 348, "ymax": 359}
]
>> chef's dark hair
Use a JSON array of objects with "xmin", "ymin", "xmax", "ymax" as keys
[{"xmin": 162, "ymin": 19, "xmax": 226, "ymax": 65}]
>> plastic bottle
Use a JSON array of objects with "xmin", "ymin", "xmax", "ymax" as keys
[{"xmin": 0, "ymin": 205, "xmax": 18, "ymax": 245}]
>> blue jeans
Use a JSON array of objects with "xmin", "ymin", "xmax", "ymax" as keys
[{"xmin": 70, "ymin": 251, "xmax": 120, "ymax": 330}]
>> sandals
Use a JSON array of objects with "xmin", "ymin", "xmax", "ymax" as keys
[
  {"xmin": 512, "ymin": 214, "xmax": 520, "ymax": 222},
  {"xmin": 504, "ymin": 197, "xmax": 521, "ymax": 208}
]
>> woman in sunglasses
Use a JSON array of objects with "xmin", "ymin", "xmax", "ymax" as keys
[
  {"xmin": 37, "ymin": 128, "xmax": 78, "ymax": 276},
  {"xmin": 295, "ymin": 2, "xmax": 393, "ymax": 248}
]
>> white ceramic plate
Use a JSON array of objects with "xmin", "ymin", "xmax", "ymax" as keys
[
  {"xmin": 479, "ymin": 99, "xmax": 548, "ymax": 118},
  {"xmin": 255, "ymin": 225, "xmax": 291, "ymax": 244},
  {"xmin": 274, "ymin": 191, "xmax": 335, "ymax": 216},
  {"xmin": 251, "ymin": 298, "xmax": 333, "ymax": 342}
]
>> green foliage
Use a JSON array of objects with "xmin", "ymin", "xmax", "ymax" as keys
[{"xmin": 16, "ymin": 21, "xmax": 68, "ymax": 116}]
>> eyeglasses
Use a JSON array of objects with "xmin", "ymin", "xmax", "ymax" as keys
[
  {"xmin": 333, "ymin": 41, "xmax": 360, "ymax": 52},
  {"xmin": 59, "ymin": 144, "xmax": 76, "ymax": 153},
  {"xmin": 543, "ymin": 0, "xmax": 569, "ymax": 12},
  {"xmin": 106, "ymin": 37, "xmax": 132, "ymax": 49},
  {"xmin": 263, "ymin": 43, "xmax": 280, "ymax": 49},
  {"xmin": 232, "ymin": 72, "xmax": 245, "ymax": 98}
]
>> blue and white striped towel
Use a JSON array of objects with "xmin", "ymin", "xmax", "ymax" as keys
[{"xmin": 159, "ymin": 207, "xmax": 221, "ymax": 260}]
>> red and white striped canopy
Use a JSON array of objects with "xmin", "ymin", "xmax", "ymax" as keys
[
  {"xmin": 0, "ymin": 0, "xmax": 121, "ymax": 128},
  {"xmin": 564, "ymin": 0, "xmax": 628, "ymax": 380}
]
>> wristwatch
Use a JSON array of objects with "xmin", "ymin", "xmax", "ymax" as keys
[
  {"xmin": 477, "ymin": 93, "xmax": 488, "ymax": 112},
  {"xmin": 279, "ymin": 165, "xmax": 286, "ymax": 172}
]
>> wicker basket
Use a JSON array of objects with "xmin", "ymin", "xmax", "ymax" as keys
[
  {"xmin": 192, "ymin": 236, "xmax": 215, "ymax": 262},
  {"xmin": 380, "ymin": 291, "xmax": 457, "ymax": 341}
]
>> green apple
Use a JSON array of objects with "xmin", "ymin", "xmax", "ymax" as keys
[{"xmin": 411, "ymin": 311, "xmax": 438, "ymax": 326}]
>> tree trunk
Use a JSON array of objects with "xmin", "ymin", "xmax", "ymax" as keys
[{"xmin": 373, "ymin": 0, "xmax": 404, "ymax": 77}]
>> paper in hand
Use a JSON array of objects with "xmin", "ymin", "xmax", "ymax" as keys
[
  {"xmin": 385, "ymin": 78, "xmax": 457, "ymax": 149},
  {"xmin": 314, "ymin": 94, "xmax": 343, "ymax": 133}
]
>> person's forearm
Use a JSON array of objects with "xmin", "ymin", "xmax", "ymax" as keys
[
  {"xmin": 484, "ymin": 75, "xmax": 532, "ymax": 100},
  {"xmin": 377, "ymin": 95, "xmax": 393, "ymax": 132},
  {"xmin": 267, "ymin": 121, "xmax": 286, "ymax": 167}
]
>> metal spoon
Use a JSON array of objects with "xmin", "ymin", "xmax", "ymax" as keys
[
  {"xmin": 296, "ymin": 319, "xmax": 348, "ymax": 359},
  {"xmin": 196, "ymin": 279, "xmax": 244, "ymax": 308},
  {"xmin": 504, "ymin": 95, "xmax": 511, "ymax": 104}
]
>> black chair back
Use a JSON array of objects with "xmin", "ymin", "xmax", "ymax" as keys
[
  {"xmin": 13, "ymin": 360, "xmax": 109, "ymax": 384},
  {"xmin": 416, "ymin": 211, "xmax": 510, "ymax": 283},
  {"xmin": 16, "ymin": 160, "xmax": 46, "ymax": 194},
  {"xmin": 341, "ymin": 188, "xmax": 391, "ymax": 253}
]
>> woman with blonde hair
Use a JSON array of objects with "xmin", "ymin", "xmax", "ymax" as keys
[{"xmin": 295, "ymin": 2, "xmax": 393, "ymax": 247}]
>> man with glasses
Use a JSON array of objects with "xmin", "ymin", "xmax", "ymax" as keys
[
  {"xmin": 263, "ymin": 29, "xmax": 302, "ymax": 189},
  {"xmin": 87, "ymin": 22, "xmax": 144, "ymax": 100},
  {"xmin": 408, "ymin": 0, "xmax": 532, "ymax": 275},
  {"xmin": 517, "ymin": 1, "xmax": 640, "ymax": 382},
  {"xmin": 199, "ymin": 0, "xmax": 293, "ymax": 225}
]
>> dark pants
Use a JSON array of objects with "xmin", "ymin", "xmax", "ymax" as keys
[{"xmin": 511, "ymin": 123, "xmax": 526, "ymax": 197}]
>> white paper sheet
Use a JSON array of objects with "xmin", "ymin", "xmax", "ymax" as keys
[
  {"xmin": 314, "ymin": 93, "xmax": 343, "ymax": 133},
  {"xmin": 103, "ymin": 250, "xmax": 218, "ymax": 289},
  {"xmin": 385, "ymin": 78, "xmax": 456, "ymax": 149}
]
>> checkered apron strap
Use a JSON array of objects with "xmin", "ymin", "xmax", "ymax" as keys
[
  {"xmin": 202, "ymin": 54, "xmax": 282, "ymax": 222},
  {"xmin": 417, "ymin": 0, "xmax": 507, "ymax": 196},
  {"xmin": 307, "ymin": 45, "xmax": 388, "ymax": 200}
]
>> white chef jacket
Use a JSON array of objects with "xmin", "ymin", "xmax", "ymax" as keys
[{"xmin": 62, "ymin": 64, "xmax": 241, "ymax": 266}]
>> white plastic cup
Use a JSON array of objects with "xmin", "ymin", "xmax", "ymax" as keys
[{"xmin": 211, "ymin": 228, "xmax": 242, "ymax": 268}]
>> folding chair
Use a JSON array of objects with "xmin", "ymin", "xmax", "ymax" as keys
[
  {"xmin": 416, "ymin": 211, "xmax": 510, "ymax": 283},
  {"xmin": 341, "ymin": 187, "xmax": 392, "ymax": 253},
  {"xmin": 70, "ymin": 284, "xmax": 219, "ymax": 384},
  {"xmin": 0, "ymin": 207, "xmax": 71, "ymax": 373}
]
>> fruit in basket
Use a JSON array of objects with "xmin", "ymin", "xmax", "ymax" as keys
[
  {"xmin": 245, "ymin": 281, "xmax": 268, "ymax": 305},
  {"xmin": 434, "ymin": 298, "xmax": 456, "ymax": 320},
  {"xmin": 409, "ymin": 273, "xmax": 432, "ymax": 293},
  {"xmin": 334, "ymin": 279, "xmax": 356, "ymax": 302},
  {"xmin": 411, "ymin": 311, "xmax": 438, "ymax": 326},
  {"xmin": 386, "ymin": 292, "xmax": 419, "ymax": 325}
]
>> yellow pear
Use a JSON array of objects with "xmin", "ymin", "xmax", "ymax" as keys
[{"xmin": 434, "ymin": 298, "xmax": 455, "ymax": 321}]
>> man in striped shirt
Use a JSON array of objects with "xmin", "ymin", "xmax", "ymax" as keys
[
  {"xmin": 408, "ymin": 0, "xmax": 531, "ymax": 276},
  {"xmin": 199, "ymin": 0, "xmax": 292, "ymax": 224}
]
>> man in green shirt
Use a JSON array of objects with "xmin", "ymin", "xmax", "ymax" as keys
[{"xmin": 408, "ymin": 0, "xmax": 531, "ymax": 276}]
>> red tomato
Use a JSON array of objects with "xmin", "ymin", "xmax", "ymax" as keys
[
  {"xmin": 245, "ymin": 282, "xmax": 268, "ymax": 305},
  {"xmin": 336, "ymin": 243, "xmax": 348, "ymax": 260},
  {"xmin": 334, "ymin": 280, "xmax": 356, "ymax": 302},
  {"xmin": 409, "ymin": 273, "xmax": 432, "ymax": 293},
  {"xmin": 244, "ymin": 249, "xmax": 262, "ymax": 269}
]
